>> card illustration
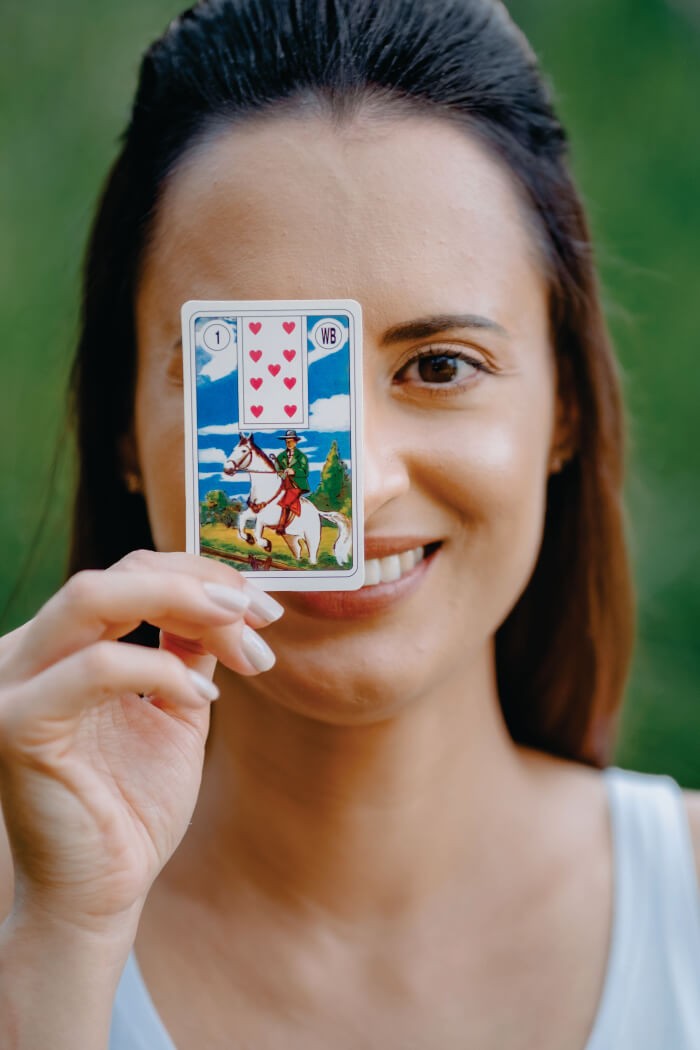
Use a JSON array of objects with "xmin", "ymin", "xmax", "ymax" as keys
[
  {"xmin": 182, "ymin": 300, "xmax": 363, "ymax": 591},
  {"xmin": 221, "ymin": 431, "xmax": 352, "ymax": 565}
]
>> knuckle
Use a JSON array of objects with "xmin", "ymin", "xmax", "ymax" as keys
[
  {"xmin": 63, "ymin": 570, "xmax": 102, "ymax": 609},
  {"xmin": 115, "ymin": 548, "xmax": 156, "ymax": 572},
  {"xmin": 81, "ymin": 641, "xmax": 119, "ymax": 682}
]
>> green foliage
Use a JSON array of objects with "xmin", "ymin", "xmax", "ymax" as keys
[
  {"xmin": 310, "ymin": 440, "xmax": 352, "ymax": 514},
  {"xmin": 200, "ymin": 492, "xmax": 244, "ymax": 526},
  {"xmin": 205, "ymin": 490, "xmax": 229, "ymax": 511}
]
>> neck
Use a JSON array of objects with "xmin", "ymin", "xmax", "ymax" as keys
[{"xmin": 164, "ymin": 639, "xmax": 536, "ymax": 926}]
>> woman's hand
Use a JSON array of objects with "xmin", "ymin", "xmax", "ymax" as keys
[{"xmin": 0, "ymin": 550, "xmax": 282, "ymax": 936}]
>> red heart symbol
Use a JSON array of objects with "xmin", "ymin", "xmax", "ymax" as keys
[
  {"xmin": 284, "ymin": 404, "xmax": 297, "ymax": 418},
  {"xmin": 283, "ymin": 377, "xmax": 296, "ymax": 390},
  {"xmin": 283, "ymin": 349, "xmax": 296, "ymax": 362},
  {"xmin": 249, "ymin": 322, "xmax": 262, "ymax": 334},
  {"xmin": 251, "ymin": 405, "xmax": 263, "ymax": 418},
  {"xmin": 249, "ymin": 350, "xmax": 262, "ymax": 362},
  {"xmin": 250, "ymin": 377, "xmax": 263, "ymax": 390},
  {"xmin": 282, "ymin": 321, "xmax": 295, "ymax": 334},
  {"xmin": 268, "ymin": 364, "xmax": 281, "ymax": 377}
]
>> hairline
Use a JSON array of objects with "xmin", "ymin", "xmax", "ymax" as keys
[{"xmin": 139, "ymin": 88, "xmax": 557, "ymax": 321}]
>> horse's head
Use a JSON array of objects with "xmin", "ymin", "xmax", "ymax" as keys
[{"xmin": 223, "ymin": 433, "xmax": 253, "ymax": 476}]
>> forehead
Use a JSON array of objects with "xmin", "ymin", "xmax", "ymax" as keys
[{"xmin": 137, "ymin": 111, "xmax": 547, "ymax": 340}]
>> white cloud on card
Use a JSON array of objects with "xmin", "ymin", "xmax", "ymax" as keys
[
  {"xmin": 201, "ymin": 353, "xmax": 237, "ymax": 381},
  {"xmin": 198, "ymin": 423, "xmax": 239, "ymax": 436},
  {"xmin": 309, "ymin": 394, "xmax": 350, "ymax": 432},
  {"xmin": 198, "ymin": 447, "xmax": 226, "ymax": 464}
]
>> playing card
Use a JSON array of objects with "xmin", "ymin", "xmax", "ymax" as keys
[{"xmin": 181, "ymin": 299, "xmax": 363, "ymax": 591}]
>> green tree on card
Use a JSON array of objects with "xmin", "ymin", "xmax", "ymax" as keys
[{"xmin": 312, "ymin": 440, "xmax": 351, "ymax": 513}]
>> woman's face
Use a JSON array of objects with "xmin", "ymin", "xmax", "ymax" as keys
[{"xmin": 133, "ymin": 113, "xmax": 561, "ymax": 719}]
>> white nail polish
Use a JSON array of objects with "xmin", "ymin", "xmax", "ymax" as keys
[
  {"xmin": 244, "ymin": 586, "xmax": 284, "ymax": 623},
  {"xmin": 187, "ymin": 668, "xmax": 220, "ymax": 701},
  {"xmin": 203, "ymin": 582, "xmax": 250, "ymax": 613},
  {"xmin": 241, "ymin": 625, "xmax": 276, "ymax": 672}
]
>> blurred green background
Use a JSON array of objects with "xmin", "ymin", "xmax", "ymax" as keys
[{"xmin": 1, "ymin": 1, "xmax": 698, "ymax": 781}]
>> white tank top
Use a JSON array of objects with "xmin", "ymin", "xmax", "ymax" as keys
[{"xmin": 109, "ymin": 766, "xmax": 700, "ymax": 1049}]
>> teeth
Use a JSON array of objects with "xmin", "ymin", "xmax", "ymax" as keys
[
  {"xmin": 380, "ymin": 554, "xmax": 402, "ymax": 584},
  {"xmin": 399, "ymin": 549, "xmax": 416, "ymax": 574},
  {"xmin": 363, "ymin": 559, "xmax": 381, "ymax": 587},
  {"xmin": 362, "ymin": 545, "xmax": 427, "ymax": 589}
]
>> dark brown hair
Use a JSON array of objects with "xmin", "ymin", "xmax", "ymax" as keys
[{"xmin": 68, "ymin": 0, "xmax": 635, "ymax": 766}]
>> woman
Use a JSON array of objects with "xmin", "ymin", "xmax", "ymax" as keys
[{"xmin": 1, "ymin": 1, "xmax": 699, "ymax": 1047}]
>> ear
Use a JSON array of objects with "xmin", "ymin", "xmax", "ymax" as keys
[
  {"xmin": 117, "ymin": 429, "xmax": 143, "ymax": 490},
  {"xmin": 549, "ymin": 352, "xmax": 580, "ymax": 473}
]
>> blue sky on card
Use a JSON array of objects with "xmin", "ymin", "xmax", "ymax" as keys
[{"xmin": 195, "ymin": 314, "xmax": 353, "ymax": 501}]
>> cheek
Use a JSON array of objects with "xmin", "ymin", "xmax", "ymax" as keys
[
  {"xmin": 444, "ymin": 419, "xmax": 546, "ymax": 521},
  {"xmin": 426, "ymin": 398, "xmax": 553, "ymax": 620},
  {"xmin": 134, "ymin": 379, "xmax": 187, "ymax": 552}
]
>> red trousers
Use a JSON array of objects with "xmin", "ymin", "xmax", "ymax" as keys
[{"xmin": 279, "ymin": 478, "xmax": 303, "ymax": 517}]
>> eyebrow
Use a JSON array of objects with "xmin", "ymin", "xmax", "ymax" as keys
[{"xmin": 380, "ymin": 313, "xmax": 509, "ymax": 345}]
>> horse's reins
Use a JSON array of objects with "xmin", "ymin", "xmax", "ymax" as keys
[
  {"xmin": 228, "ymin": 446, "xmax": 288, "ymax": 513},
  {"xmin": 228, "ymin": 447, "xmax": 283, "ymax": 475}
]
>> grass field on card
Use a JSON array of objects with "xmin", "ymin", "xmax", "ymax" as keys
[{"xmin": 200, "ymin": 520, "xmax": 349, "ymax": 571}]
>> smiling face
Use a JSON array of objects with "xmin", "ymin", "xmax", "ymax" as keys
[{"xmin": 132, "ymin": 111, "xmax": 568, "ymax": 720}]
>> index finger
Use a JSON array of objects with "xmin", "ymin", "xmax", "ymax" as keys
[
  {"xmin": 113, "ymin": 550, "xmax": 284, "ymax": 629},
  {"xmin": 5, "ymin": 560, "xmax": 278, "ymax": 684}
]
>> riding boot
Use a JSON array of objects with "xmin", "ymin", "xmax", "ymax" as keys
[{"xmin": 276, "ymin": 506, "xmax": 292, "ymax": 534}]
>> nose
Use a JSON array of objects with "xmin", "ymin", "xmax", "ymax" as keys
[
  {"xmin": 363, "ymin": 400, "xmax": 411, "ymax": 522},
  {"xmin": 223, "ymin": 460, "xmax": 235, "ymax": 476}
]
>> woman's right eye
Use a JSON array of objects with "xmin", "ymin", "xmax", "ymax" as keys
[{"xmin": 393, "ymin": 347, "xmax": 491, "ymax": 390}]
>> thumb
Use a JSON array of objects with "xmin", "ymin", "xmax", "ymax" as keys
[{"xmin": 155, "ymin": 631, "xmax": 217, "ymax": 725}]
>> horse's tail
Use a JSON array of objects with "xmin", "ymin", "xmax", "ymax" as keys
[{"xmin": 320, "ymin": 511, "xmax": 352, "ymax": 565}]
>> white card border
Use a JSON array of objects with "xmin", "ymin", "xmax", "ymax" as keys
[{"xmin": 181, "ymin": 299, "xmax": 364, "ymax": 592}]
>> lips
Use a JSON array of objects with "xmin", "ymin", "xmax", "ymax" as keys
[{"xmin": 362, "ymin": 535, "xmax": 438, "ymax": 560}]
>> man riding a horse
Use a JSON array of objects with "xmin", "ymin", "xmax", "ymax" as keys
[
  {"xmin": 274, "ymin": 430, "xmax": 310, "ymax": 534},
  {"xmin": 223, "ymin": 432, "xmax": 351, "ymax": 565}
]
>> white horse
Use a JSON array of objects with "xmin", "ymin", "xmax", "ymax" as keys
[{"xmin": 223, "ymin": 434, "xmax": 352, "ymax": 566}]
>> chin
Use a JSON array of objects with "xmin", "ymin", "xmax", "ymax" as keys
[{"xmin": 238, "ymin": 625, "xmax": 469, "ymax": 727}]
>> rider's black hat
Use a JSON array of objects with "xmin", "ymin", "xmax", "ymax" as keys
[{"xmin": 278, "ymin": 429, "xmax": 301, "ymax": 441}]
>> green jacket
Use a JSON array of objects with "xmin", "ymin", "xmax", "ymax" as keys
[{"xmin": 277, "ymin": 447, "xmax": 309, "ymax": 490}]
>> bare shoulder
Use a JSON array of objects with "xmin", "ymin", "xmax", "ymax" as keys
[{"xmin": 683, "ymin": 789, "xmax": 700, "ymax": 888}]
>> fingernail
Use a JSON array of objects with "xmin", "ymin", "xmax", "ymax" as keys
[
  {"xmin": 244, "ymin": 586, "xmax": 284, "ymax": 623},
  {"xmin": 203, "ymin": 581, "xmax": 250, "ymax": 614},
  {"xmin": 241, "ymin": 625, "xmax": 276, "ymax": 672},
  {"xmin": 187, "ymin": 668, "xmax": 220, "ymax": 701}
]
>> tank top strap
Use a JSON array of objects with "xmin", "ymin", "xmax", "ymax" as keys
[
  {"xmin": 604, "ymin": 764, "xmax": 700, "ymax": 957},
  {"xmin": 584, "ymin": 765, "xmax": 700, "ymax": 1050}
]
